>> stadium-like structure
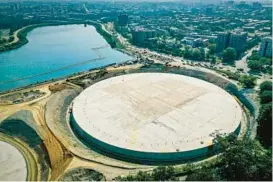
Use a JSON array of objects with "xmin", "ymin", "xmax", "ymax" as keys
[{"xmin": 71, "ymin": 73, "xmax": 242, "ymax": 163}]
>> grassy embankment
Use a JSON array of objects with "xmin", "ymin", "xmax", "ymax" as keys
[{"xmin": 87, "ymin": 21, "xmax": 124, "ymax": 49}]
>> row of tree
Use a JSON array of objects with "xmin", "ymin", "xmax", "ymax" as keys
[
  {"xmin": 257, "ymin": 81, "xmax": 272, "ymax": 147},
  {"xmin": 186, "ymin": 135, "xmax": 272, "ymax": 181},
  {"xmin": 115, "ymin": 166, "xmax": 177, "ymax": 181},
  {"xmin": 208, "ymin": 44, "xmax": 237, "ymax": 64},
  {"xmin": 183, "ymin": 46, "xmax": 205, "ymax": 61},
  {"xmin": 115, "ymin": 135, "xmax": 272, "ymax": 181},
  {"xmin": 247, "ymin": 51, "xmax": 272, "ymax": 74}
]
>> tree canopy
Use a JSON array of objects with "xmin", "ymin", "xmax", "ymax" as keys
[
  {"xmin": 208, "ymin": 44, "xmax": 216, "ymax": 55},
  {"xmin": 257, "ymin": 81, "xmax": 272, "ymax": 147},
  {"xmin": 183, "ymin": 47, "xmax": 206, "ymax": 61},
  {"xmin": 115, "ymin": 136, "xmax": 272, "ymax": 182},
  {"xmin": 247, "ymin": 59, "xmax": 264, "ymax": 71},
  {"xmin": 260, "ymin": 90, "xmax": 272, "ymax": 104},
  {"xmin": 192, "ymin": 48, "xmax": 201, "ymax": 60},
  {"xmin": 210, "ymin": 56, "xmax": 216, "ymax": 64},
  {"xmin": 186, "ymin": 136, "xmax": 272, "ymax": 181},
  {"xmin": 247, "ymin": 51, "xmax": 272, "ymax": 73},
  {"xmin": 115, "ymin": 166, "xmax": 177, "ymax": 181},
  {"xmin": 239, "ymin": 75, "xmax": 256, "ymax": 88},
  {"xmin": 260, "ymin": 81, "xmax": 272, "ymax": 93},
  {"xmin": 257, "ymin": 102, "xmax": 272, "ymax": 147},
  {"xmin": 222, "ymin": 47, "xmax": 237, "ymax": 63}
]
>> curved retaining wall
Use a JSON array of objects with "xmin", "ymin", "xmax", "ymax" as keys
[
  {"xmin": 69, "ymin": 67, "xmax": 248, "ymax": 164},
  {"xmin": 70, "ymin": 113, "xmax": 241, "ymax": 164}
]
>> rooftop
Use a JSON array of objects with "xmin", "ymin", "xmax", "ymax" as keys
[{"xmin": 72, "ymin": 73, "xmax": 242, "ymax": 153}]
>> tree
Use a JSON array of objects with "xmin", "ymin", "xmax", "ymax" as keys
[
  {"xmin": 199, "ymin": 48, "xmax": 205, "ymax": 61},
  {"xmin": 248, "ymin": 51, "xmax": 260, "ymax": 60},
  {"xmin": 183, "ymin": 46, "xmax": 192, "ymax": 59},
  {"xmin": 223, "ymin": 47, "xmax": 237, "ymax": 63},
  {"xmin": 208, "ymin": 44, "xmax": 216, "ymax": 55},
  {"xmin": 186, "ymin": 136, "xmax": 272, "ymax": 181},
  {"xmin": 247, "ymin": 60, "xmax": 263, "ymax": 71},
  {"xmin": 206, "ymin": 53, "xmax": 210, "ymax": 61},
  {"xmin": 192, "ymin": 48, "xmax": 201, "ymax": 60},
  {"xmin": 260, "ymin": 91, "xmax": 272, "ymax": 104},
  {"xmin": 186, "ymin": 168, "xmax": 221, "ymax": 181},
  {"xmin": 239, "ymin": 75, "xmax": 256, "ymax": 88},
  {"xmin": 257, "ymin": 102, "xmax": 272, "ymax": 147},
  {"xmin": 115, "ymin": 166, "xmax": 177, "ymax": 181},
  {"xmin": 219, "ymin": 137, "xmax": 272, "ymax": 181},
  {"xmin": 152, "ymin": 166, "xmax": 177, "ymax": 181},
  {"xmin": 134, "ymin": 171, "xmax": 153, "ymax": 181},
  {"xmin": 259, "ymin": 57, "xmax": 272, "ymax": 65},
  {"xmin": 210, "ymin": 56, "xmax": 216, "ymax": 64},
  {"xmin": 260, "ymin": 81, "xmax": 272, "ymax": 93}
]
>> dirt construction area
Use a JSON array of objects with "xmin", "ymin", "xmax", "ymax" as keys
[{"xmin": 0, "ymin": 67, "xmax": 153, "ymax": 181}]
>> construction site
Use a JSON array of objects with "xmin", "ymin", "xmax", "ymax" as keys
[{"xmin": 0, "ymin": 60, "xmax": 251, "ymax": 181}]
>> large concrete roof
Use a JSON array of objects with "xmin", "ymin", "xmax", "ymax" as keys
[
  {"xmin": 73, "ymin": 73, "xmax": 242, "ymax": 153},
  {"xmin": 0, "ymin": 141, "xmax": 27, "ymax": 181}
]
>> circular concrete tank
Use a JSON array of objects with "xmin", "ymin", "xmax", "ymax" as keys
[
  {"xmin": 0, "ymin": 141, "xmax": 27, "ymax": 181},
  {"xmin": 71, "ymin": 73, "xmax": 242, "ymax": 162}
]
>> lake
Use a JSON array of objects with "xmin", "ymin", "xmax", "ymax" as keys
[{"xmin": 0, "ymin": 24, "xmax": 132, "ymax": 92}]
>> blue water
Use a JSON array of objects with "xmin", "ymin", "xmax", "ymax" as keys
[{"xmin": 0, "ymin": 25, "xmax": 132, "ymax": 92}]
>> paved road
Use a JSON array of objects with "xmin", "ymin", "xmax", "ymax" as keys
[{"xmin": 235, "ymin": 46, "xmax": 259, "ymax": 73}]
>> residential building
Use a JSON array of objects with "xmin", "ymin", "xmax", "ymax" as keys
[
  {"xmin": 252, "ymin": 2, "xmax": 262, "ymax": 8},
  {"xmin": 132, "ymin": 27, "xmax": 157, "ymax": 45},
  {"xmin": 216, "ymin": 32, "xmax": 230, "ymax": 53},
  {"xmin": 229, "ymin": 31, "xmax": 247, "ymax": 53},
  {"xmin": 205, "ymin": 7, "xmax": 213, "ymax": 16},
  {"xmin": 259, "ymin": 37, "xmax": 272, "ymax": 57},
  {"xmin": 225, "ymin": 1, "xmax": 235, "ymax": 6},
  {"xmin": 118, "ymin": 14, "xmax": 128, "ymax": 26},
  {"xmin": 216, "ymin": 31, "xmax": 247, "ymax": 53}
]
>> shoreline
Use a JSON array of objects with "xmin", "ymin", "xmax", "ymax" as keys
[
  {"xmin": 0, "ymin": 62, "xmax": 119, "ymax": 95},
  {"xmin": 0, "ymin": 20, "xmax": 133, "ymax": 94},
  {"xmin": 0, "ymin": 20, "xmax": 124, "ymax": 53}
]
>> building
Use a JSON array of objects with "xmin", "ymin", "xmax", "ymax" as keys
[
  {"xmin": 205, "ymin": 7, "xmax": 213, "ymax": 16},
  {"xmin": 216, "ymin": 31, "xmax": 247, "ymax": 54},
  {"xmin": 229, "ymin": 31, "xmax": 247, "ymax": 53},
  {"xmin": 243, "ymin": 26, "xmax": 256, "ymax": 33},
  {"xmin": 259, "ymin": 37, "xmax": 272, "ymax": 57},
  {"xmin": 132, "ymin": 28, "xmax": 147, "ymax": 45},
  {"xmin": 118, "ymin": 14, "xmax": 129, "ymax": 26},
  {"xmin": 225, "ymin": 0, "xmax": 235, "ymax": 6},
  {"xmin": 132, "ymin": 27, "xmax": 156, "ymax": 45},
  {"xmin": 146, "ymin": 30, "xmax": 157, "ymax": 39},
  {"xmin": 252, "ymin": 2, "xmax": 262, "ymax": 8},
  {"xmin": 216, "ymin": 32, "xmax": 230, "ymax": 53}
]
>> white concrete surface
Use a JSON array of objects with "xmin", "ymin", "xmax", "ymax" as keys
[
  {"xmin": 0, "ymin": 141, "xmax": 27, "ymax": 181},
  {"xmin": 73, "ymin": 73, "xmax": 242, "ymax": 153}
]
